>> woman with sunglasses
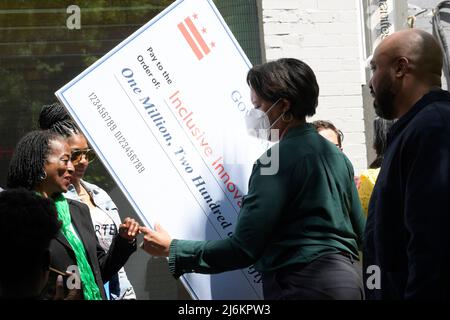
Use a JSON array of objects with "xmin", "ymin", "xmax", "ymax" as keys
[
  {"xmin": 39, "ymin": 103, "xmax": 137, "ymax": 300},
  {"xmin": 6, "ymin": 130, "xmax": 139, "ymax": 300}
]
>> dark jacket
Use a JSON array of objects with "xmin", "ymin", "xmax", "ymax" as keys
[
  {"xmin": 364, "ymin": 89, "xmax": 450, "ymax": 300},
  {"xmin": 44, "ymin": 199, "xmax": 136, "ymax": 299},
  {"xmin": 169, "ymin": 124, "xmax": 365, "ymax": 277}
]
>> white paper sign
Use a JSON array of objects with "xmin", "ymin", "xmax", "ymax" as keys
[{"xmin": 56, "ymin": 0, "xmax": 268, "ymax": 300}]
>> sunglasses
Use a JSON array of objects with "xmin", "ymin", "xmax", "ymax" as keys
[{"xmin": 71, "ymin": 148, "xmax": 96, "ymax": 165}]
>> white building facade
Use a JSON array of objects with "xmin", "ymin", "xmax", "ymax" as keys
[{"xmin": 257, "ymin": 0, "xmax": 408, "ymax": 174}]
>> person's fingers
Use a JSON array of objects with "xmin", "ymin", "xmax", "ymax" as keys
[
  {"xmin": 118, "ymin": 217, "xmax": 139, "ymax": 237},
  {"xmin": 139, "ymin": 225, "xmax": 168, "ymax": 246},
  {"xmin": 143, "ymin": 229, "xmax": 155, "ymax": 242},
  {"xmin": 133, "ymin": 224, "xmax": 139, "ymax": 236},
  {"xmin": 119, "ymin": 217, "xmax": 129, "ymax": 229},
  {"xmin": 139, "ymin": 226, "xmax": 150, "ymax": 234},
  {"xmin": 130, "ymin": 220, "xmax": 139, "ymax": 236},
  {"xmin": 126, "ymin": 219, "xmax": 132, "ymax": 236},
  {"xmin": 54, "ymin": 275, "xmax": 64, "ymax": 300},
  {"xmin": 126, "ymin": 218, "xmax": 137, "ymax": 236}
]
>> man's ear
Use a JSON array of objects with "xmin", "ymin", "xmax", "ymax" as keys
[{"xmin": 395, "ymin": 57, "xmax": 409, "ymax": 77}]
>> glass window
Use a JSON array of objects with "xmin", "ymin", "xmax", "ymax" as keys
[
  {"xmin": 0, "ymin": 0, "xmax": 261, "ymax": 189},
  {"xmin": 0, "ymin": 1, "xmax": 176, "ymax": 188}
]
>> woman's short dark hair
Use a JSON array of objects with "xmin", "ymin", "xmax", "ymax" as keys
[
  {"xmin": 246, "ymin": 58, "xmax": 319, "ymax": 119},
  {"xmin": 7, "ymin": 130, "xmax": 61, "ymax": 190},
  {"xmin": 39, "ymin": 102, "xmax": 80, "ymax": 137}
]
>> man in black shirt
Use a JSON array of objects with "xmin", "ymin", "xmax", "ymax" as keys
[{"xmin": 364, "ymin": 29, "xmax": 450, "ymax": 299}]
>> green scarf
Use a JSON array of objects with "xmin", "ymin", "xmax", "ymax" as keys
[{"xmin": 53, "ymin": 194, "xmax": 102, "ymax": 300}]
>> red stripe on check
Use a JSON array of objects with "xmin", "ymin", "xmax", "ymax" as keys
[
  {"xmin": 178, "ymin": 22, "xmax": 203, "ymax": 60},
  {"xmin": 184, "ymin": 17, "xmax": 210, "ymax": 55}
]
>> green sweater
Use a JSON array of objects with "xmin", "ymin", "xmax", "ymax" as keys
[{"xmin": 169, "ymin": 123, "xmax": 365, "ymax": 278}]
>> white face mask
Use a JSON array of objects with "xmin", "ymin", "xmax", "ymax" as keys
[{"xmin": 245, "ymin": 98, "xmax": 283, "ymax": 140}]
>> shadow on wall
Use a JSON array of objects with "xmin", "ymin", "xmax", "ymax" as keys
[{"xmin": 109, "ymin": 187, "xmax": 191, "ymax": 300}]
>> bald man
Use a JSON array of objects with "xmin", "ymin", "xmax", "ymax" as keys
[{"xmin": 364, "ymin": 29, "xmax": 450, "ymax": 299}]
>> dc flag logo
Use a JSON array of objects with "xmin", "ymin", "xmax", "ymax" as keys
[{"xmin": 178, "ymin": 13, "xmax": 216, "ymax": 61}]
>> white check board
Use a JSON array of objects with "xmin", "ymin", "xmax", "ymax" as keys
[{"xmin": 56, "ymin": 0, "xmax": 268, "ymax": 300}]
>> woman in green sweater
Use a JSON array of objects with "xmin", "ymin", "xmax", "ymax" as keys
[{"xmin": 140, "ymin": 58, "xmax": 366, "ymax": 300}]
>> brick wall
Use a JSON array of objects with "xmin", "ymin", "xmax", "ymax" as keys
[{"xmin": 260, "ymin": 0, "xmax": 367, "ymax": 174}]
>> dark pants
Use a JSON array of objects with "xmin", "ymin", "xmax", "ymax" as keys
[{"xmin": 262, "ymin": 253, "xmax": 364, "ymax": 300}]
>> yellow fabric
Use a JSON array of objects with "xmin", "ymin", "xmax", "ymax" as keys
[{"xmin": 357, "ymin": 168, "xmax": 380, "ymax": 216}]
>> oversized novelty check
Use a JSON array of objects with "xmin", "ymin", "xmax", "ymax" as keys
[{"xmin": 56, "ymin": 0, "xmax": 268, "ymax": 300}]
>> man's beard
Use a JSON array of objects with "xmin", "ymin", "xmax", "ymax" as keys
[{"xmin": 373, "ymin": 78, "xmax": 396, "ymax": 120}]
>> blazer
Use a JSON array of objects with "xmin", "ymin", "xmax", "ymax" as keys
[
  {"xmin": 65, "ymin": 180, "xmax": 136, "ymax": 299},
  {"xmin": 44, "ymin": 199, "xmax": 136, "ymax": 299}
]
